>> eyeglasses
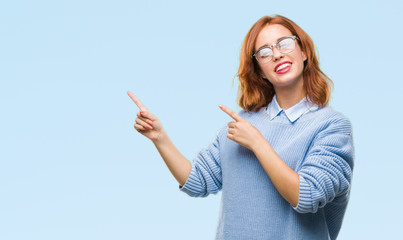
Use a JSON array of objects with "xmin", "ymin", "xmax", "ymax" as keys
[{"xmin": 252, "ymin": 36, "xmax": 298, "ymax": 64}]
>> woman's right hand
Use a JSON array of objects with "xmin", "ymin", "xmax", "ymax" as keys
[{"xmin": 127, "ymin": 91, "xmax": 165, "ymax": 143}]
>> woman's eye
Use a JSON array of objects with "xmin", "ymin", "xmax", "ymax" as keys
[
  {"xmin": 279, "ymin": 40, "xmax": 292, "ymax": 49},
  {"xmin": 259, "ymin": 49, "xmax": 272, "ymax": 58},
  {"xmin": 279, "ymin": 42, "xmax": 290, "ymax": 48}
]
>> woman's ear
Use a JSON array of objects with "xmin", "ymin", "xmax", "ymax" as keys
[{"xmin": 302, "ymin": 51, "xmax": 307, "ymax": 61}]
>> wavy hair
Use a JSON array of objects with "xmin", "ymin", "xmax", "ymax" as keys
[{"xmin": 235, "ymin": 15, "xmax": 333, "ymax": 112}]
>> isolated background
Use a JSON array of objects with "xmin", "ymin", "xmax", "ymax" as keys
[{"xmin": 1, "ymin": 0, "xmax": 402, "ymax": 239}]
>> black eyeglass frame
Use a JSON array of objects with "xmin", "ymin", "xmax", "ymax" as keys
[{"xmin": 252, "ymin": 35, "xmax": 299, "ymax": 63}]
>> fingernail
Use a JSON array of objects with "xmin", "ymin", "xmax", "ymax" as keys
[{"xmin": 218, "ymin": 105, "xmax": 222, "ymax": 108}]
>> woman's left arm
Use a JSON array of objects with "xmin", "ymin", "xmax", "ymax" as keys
[
  {"xmin": 219, "ymin": 105, "xmax": 300, "ymax": 206},
  {"xmin": 219, "ymin": 105, "xmax": 354, "ymax": 212},
  {"xmin": 252, "ymin": 140, "xmax": 300, "ymax": 207}
]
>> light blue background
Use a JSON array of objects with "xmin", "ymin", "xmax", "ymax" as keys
[{"xmin": 1, "ymin": 0, "xmax": 402, "ymax": 239}]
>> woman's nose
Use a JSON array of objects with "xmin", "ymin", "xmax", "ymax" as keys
[{"xmin": 272, "ymin": 47, "xmax": 284, "ymax": 62}]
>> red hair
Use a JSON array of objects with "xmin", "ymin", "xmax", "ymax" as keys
[{"xmin": 235, "ymin": 15, "xmax": 333, "ymax": 112}]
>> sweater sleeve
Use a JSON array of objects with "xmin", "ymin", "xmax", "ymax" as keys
[
  {"xmin": 179, "ymin": 128, "xmax": 224, "ymax": 197},
  {"xmin": 293, "ymin": 117, "xmax": 354, "ymax": 214}
]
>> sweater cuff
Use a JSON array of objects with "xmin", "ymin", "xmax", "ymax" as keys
[
  {"xmin": 178, "ymin": 164, "xmax": 204, "ymax": 197},
  {"xmin": 293, "ymin": 175, "xmax": 313, "ymax": 213}
]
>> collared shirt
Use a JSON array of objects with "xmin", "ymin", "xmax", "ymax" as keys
[{"xmin": 266, "ymin": 94, "xmax": 319, "ymax": 123}]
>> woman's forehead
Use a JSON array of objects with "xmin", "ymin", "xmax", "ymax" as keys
[{"xmin": 255, "ymin": 24, "xmax": 292, "ymax": 49}]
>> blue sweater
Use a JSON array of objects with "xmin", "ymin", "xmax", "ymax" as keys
[{"xmin": 179, "ymin": 97, "xmax": 354, "ymax": 240}]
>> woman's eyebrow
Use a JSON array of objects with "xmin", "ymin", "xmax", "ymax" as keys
[{"xmin": 257, "ymin": 36, "xmax": 288, "ymax": 50}]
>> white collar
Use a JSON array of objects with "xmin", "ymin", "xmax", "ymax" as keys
[{"xmin": 266, "ymin": 95, "xmax": 319, "ymax": 123}]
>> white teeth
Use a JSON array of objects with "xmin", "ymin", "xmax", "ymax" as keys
[{"xmin": 275, "ymin": 63, "xmax": 291, "ymax": 72}]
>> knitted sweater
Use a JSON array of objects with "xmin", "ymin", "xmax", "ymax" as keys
[{"xmin": 179, "ymin": 98, "xmax": 354, "ymax": 240}]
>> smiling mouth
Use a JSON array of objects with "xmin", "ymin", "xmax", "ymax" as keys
[{"xmin": 275, "ymin": 62, "xmax": 292, "ymax": 72}]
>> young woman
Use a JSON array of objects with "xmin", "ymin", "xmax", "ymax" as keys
[{"xmin": 128, "ymin": 15, "xmax": 354, "ymax": 240}]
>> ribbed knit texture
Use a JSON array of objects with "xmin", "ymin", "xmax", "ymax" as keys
[{"xmin": 179, "ymin": 104, "xmax": 354, "ymax": 240}]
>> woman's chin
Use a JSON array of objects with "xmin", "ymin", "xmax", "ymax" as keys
[{"xmin": 271, "ymin": 78, "xmax": 302, "ymax": 89}]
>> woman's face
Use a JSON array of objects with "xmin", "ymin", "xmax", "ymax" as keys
[{"xmin": 254, "ymin": 24, "xmax": 307, "ymax": 90}]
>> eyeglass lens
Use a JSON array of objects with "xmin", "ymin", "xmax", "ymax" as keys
[{"xmin": 256, "ymin": 38, "xmax": 296, "ymax": 63}]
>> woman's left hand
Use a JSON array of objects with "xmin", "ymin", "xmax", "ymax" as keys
[{"xmin": 219, "ymin": 104, "xmax": 264, "ymax": 151}]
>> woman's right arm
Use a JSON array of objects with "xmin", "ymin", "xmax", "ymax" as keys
[
  {"xmin": 151, "ymin": 129, "xmax": 192, "ymax": 187},
  {"xmin": 127, "ymin": 91, "xmax": 191, "ymax": 186}
]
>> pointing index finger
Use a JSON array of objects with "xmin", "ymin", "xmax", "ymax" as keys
[
  {"xmin": 218, "ymin": 104, "xmax": 242, "ymax": 122},
  {"xmin": 127, "ymin": 91, "xmax": 147, "ymax": 111}
]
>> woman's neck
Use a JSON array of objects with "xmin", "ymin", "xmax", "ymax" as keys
[{"xmin": 274, "ymin": 83, "xmax": 306, "ymax": 110}]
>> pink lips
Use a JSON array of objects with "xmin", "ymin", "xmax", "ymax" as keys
[
  {"xmin": 275, "ymin": 61, "xmax": 292, "ymax": 74},
  {"xmin": 276, "ymin": 65, "xmax": 291, "ymax": 74}
]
